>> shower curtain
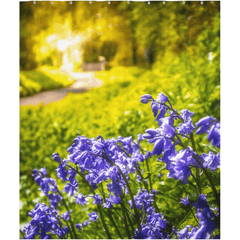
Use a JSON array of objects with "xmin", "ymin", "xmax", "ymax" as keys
[{"xmin": 20, "ymin": 1, "xmax": 220, "ymax": 239}]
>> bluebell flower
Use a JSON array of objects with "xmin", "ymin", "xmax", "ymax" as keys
[
  {"xmin": 180, "ymin": 109, "xmax": 194, "ymax": 122},
  {"xmin": 156, "ymin": 105, "xmax": 168, "ymax": 120},
  {"xmin": 38, "ymin": 167, "xmax": 47, "ymax": 176},
  {"xmin": 180, "ymin": 196, "xmax": 190, "ymax": 206},
  {"xmin": 196, "ymin": 116, "xmax": 214, "ymax": 134},
  {"xmin": 93, "ymin": 169, "xmax": 107, "ymax": 185},
  {"xmin": 177, "ymin": 120, "xmax": 195, "ymax": 135},
  {"xmin": 191, "ymin": 194, "xmax": 218, "ymax": 238},
  {"xmin": 151, "ymin": 189, "xmax": 158, "ymax": 196},
  {"xmin": 136, "ymin": 175, "xmax": 142, "ymax": 183},
  {"xmin": 61, "ymin": 211, "xmax": 70, "ymax": 221},
  {"xmin": 143, "ymin": 128, "xmax": 159, "ymax": 139},
  {"xmin": 75, "ymin": 151, "xmax": 88, "ymax": 165},
  {"xmin": 32, "ymin": 169, "xmax": 44, "ymax": 186},
  {"xmin": 144, "ymin": 151, "xmax": 152, "ymax": 160},
  {"xmin": 175, "ymin": 194, "xmax": 219, "ymax": 239},
  {"xmin": 137, "ymin": 133, "xmax": 144, "ymax": 142},
  {"xmin": 192, "ymin": 194, "xmax": 209, "ymax": 209},
  {"xmin": 88, "ymin": 211, "xmax": 99, "ymax": 222},
  {"xmin": 157, "ymin": 116, "xmax": 174, "ymax": 127},
  {"xmin": 196, "ymin": 116, "xmax": 213, "ymax": 127},
  {"xmin": 157, "ymin": 92, "xmax": 168, "ymax": 103},
  {"xmin": 25, "ymin": 203, "xmax": 69, "ymax": 239},
  {"xmin": 188, "ymin": 227, "xmax": 197, "ymax": 238},
  {"xmin": 158, "ymin": 173, "xmax": 162, "ymax": 178},
  {"xmin": 32, "ymin": 175, "xmax": 57, "ymax": 197},
  {"xmin": 152, "ymin": 138, "xmax": 165, "ymax": 156},
  {"xmin": 117, "ymin": 136, "xmax": 134, "ymax": 154},
  {"xmin": 85, "ymin": 172, "xmax": 98, "ymax": 190},
  {"xmin": 177, "ymin": 225, "xmax": 191, "ymax": 239},
  {"xmin": 67, "ymin": 168, "xmax": 77, "ymax": 184},
  {"xmin": 168, "ymin": 149, "xmax": 193, "ymax": 184},
  {"xmin": 140, "ymin": 94, "xmax": 153, "ymax": 104},
  {"xmin": 93, "ymin": 141, "xmax": 105, "ymax": 151},
  {"xmin": 75, "ymin": 193, "xmax": 88, "ymax": 206},
  {"xmin": 202, "ymin": 152, "xmax": 220, "ymax": 172},
  {"xmin": 75, "ymin": 223, "xmax": 83, "ymax": 231},
  {"xmin": 83, "ymin": 220, "xmax": 89, "ymax": 227},
  {"xmin": 64, "ymin": 181, "xmax": 78, "ymax": 196},
  {"xmin": 128, "ymin": 189, "xmax": 154, "ymax": 211},
  {"xmin": 109, "ymin": 194, "xmax": 121, "ymax": 205},
  {"xmin": 107, "ymin": 179, "xmax": 124, "ymax": 196},
  {"xmin": 40, "ymin": 178, "xmax": 50, "ymax": 195},
  {"xmin": 132, "ymin": 151, "xmax": 144, "ymax": 163},
  {"xmin": 68, "ymin": 149, "xmax": 81, "ymax": 164},
  {"xmin": 208, "ymin": 122, "xmax": 220, "ymax": 148},
  {"xmin": 132, "ymin": 229, "xmax": 148, "ymax": 239},
  {"xmin": 190, "ymin": 225, "xmax": 209, "ymax": 239},
  {"xmin": 48, "ymin": 178, "xmax": 58, "ymax": 193},
  {"xmin": 146, "ymin": 206, "xmax": 155, "ymax": 215},
  {"xmin": 160, "ymin": 122, "xmax": 175, "ymax": 138},
  {"xmin": 151, "ymin": 101, "xmax": 160, "ymax": 117},
  {"xmin": 161, "ymin": 144, "xmax": 176, "ymax": 166},
  {"xmin": 92, "ymin": 193, "xmax": 103, "ymax": 205},
  {"xmin": 48, "ymin": 193, "xmax": 63, "ymax": 208},
  {"xmin": 54, "ymin": 226, "xmax": 69, "ymax": 239},
  {"xmin": 103, "ymin": 199, "xmax": 113, "ymax": 209},
  {"xmin": 56, "ymin": 163, "xmax": 68, "ymax": 183},
  {"xmin": 52, "ymin": 152, "xmax": 62, "ymax": 163}
]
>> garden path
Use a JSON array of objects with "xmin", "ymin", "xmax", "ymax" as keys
[{"xmin": 20, "ymin": 72, "xmax": 103, "ymax": 106}]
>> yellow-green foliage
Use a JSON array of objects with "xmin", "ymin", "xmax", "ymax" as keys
[
  {"xmin": 20, "ymin": 52, "xmax": 220, "ymax": 224},
  {"xmin": 20, "ymin": 66, "xmax": 75, "ymax": 97}
]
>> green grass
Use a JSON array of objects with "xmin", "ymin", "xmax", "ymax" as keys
[{"xmin": 20, "ymin": 66, "xmax": 75, "ymax": 97}]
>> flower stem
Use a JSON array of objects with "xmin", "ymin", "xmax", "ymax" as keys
[
  {"xmin": 125, "ymin": 206, "xmax": 135, "ymax": 236},
  {"xmin": 162, "ymin": 134, "xmax": 220, "ymax": 208},
  {"xmin": 77, "ymin": 172, "xmax": 112, "ymax": 239},
  {"xmin": 48, "ymin": 181, "xmax": 77, "ymax": 239},
  {"xmin": 100, "ymin": 183, "xmax": 123, "ymax": 239},
  {"xmin": 97, "ymin": 205, "xmax": 112, "ymax": 239},
  {"xmin": 59, "ymin": 193, "xmax": 78, "ymax": 239},
  {"xmin": 190, "ymin": 133, "xmax": 202, "ymax": 193},
  {"xmin": 121, "ymin": 202, "xmax": 131, "ymax": 238},
  {"xmin": 117, "ymin": 166, "xmax": 142, "ymax": 232},
  {"xmin": 107, "ymin": 209, "xmax": 124, "ymax": 239},
  {"xmin": 189, "ymin": 206, "xmax": 200, "ymax": 227},
  {"xmin": 102, "ymin": 151, "xmax": 142, "ymax": 233},
  {"xmin": 192, "ymin": 154, "xmax": 220, "ymax": 208},
  {"xmin": 20, "ymin": 230, "xmax": 26, "ymax": 239}
]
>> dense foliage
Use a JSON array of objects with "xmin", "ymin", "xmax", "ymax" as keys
[
  {"xmin": 20, "ymin": 1, "xmax": 219, "ymax": 70},
  {"xmin": 20, "ymin": 66, "xmax": 75, "ymax": 97},
  {"xmin": 20, "ymin": 50, "xmax": 220, "ymax": 225},
  {"xmin": 20, "ymin": 92, "xmax": 220, "ymax": 239}
]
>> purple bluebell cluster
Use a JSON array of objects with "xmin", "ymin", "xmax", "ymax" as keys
[
  {"xmin": 196, "ymin": 116, "xmax": 220, "ymax": 148},
  {"xmin": 22, "ymin": 203, "xmax": 69, "ymax": 239},
  {"xmin": 174, "ymin": 195, "xmax": 219, "ymax": 239},
  {"xmin": 21, "ymin": 92, "xmax": 220, "ymax": 239},
  {"xmin": 142, "ymin": 92, "xmax": 220, "ymax": 184}
]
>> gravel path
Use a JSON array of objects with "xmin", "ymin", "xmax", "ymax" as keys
[{"xmin": 20, "ymin": 72, "xmax": 103, "ymax": 106}]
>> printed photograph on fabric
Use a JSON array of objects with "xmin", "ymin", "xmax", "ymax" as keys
[{"xmin": 20, "ymin": 1, "xmax": 220, "ymax": 239}]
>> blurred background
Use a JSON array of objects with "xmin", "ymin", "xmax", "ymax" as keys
[{"xmin": 20, "ymin": 0, "xmax": 220, "ymax": 232}]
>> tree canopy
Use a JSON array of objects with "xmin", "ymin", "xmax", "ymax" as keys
[{"xmin": 20, "ymin": 1, "xmax": 220, "ymax": 70}]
